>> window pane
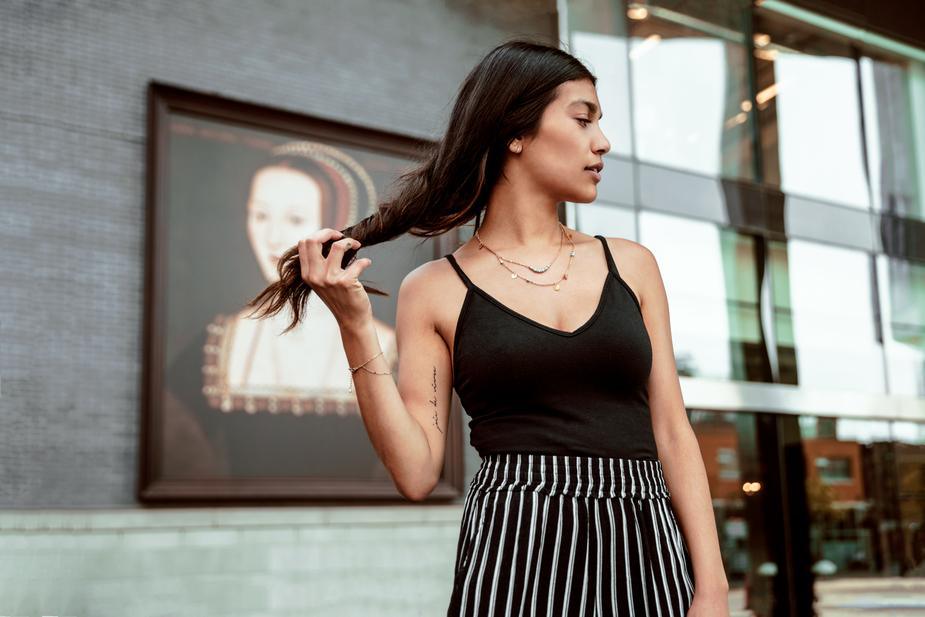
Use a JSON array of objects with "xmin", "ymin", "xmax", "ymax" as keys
[
  {"xmin": 800, "ymin": 415, "xmax": 923, "ymax": 608},
  {"xmin": 627, "ymin": 5, "xmax": 755, "ymax": 179},
  {"xmin": 575, "ymin": 202, "xmax": 636, "ymax": 239},
  {"xmin": 570, "ymin": 28, "xmax": 634, "ymax": 159},
  {"xmin": 753, "ymin": 10, "xmax": 869, "ymax": 208},
  {"xmin": 787, "ymin": 240, "xmax": 885, "ymax": 392},
  {"xmin": 860, "ymin": 55, "xmax": 925, "ymax": 221},
  {"xmin": 689, "ymin": 410, "xmax": 754, "ymax": 615},
  {"xmin": 893, "ymin": 422, "xmax": 925, "ymax": 575},
  {"xmin": 877, "ymin": 255, "xmax": 925, "ymax": 397},
  {"xmin": 801, "ymin": 417, "xmax": 885, "ymax": 581},
  {"xmin": 640, "ymin": 211, "xmax": 765, "ymax": 381}
]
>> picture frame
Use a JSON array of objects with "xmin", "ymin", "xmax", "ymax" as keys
[{"xmin": 138, "ymin": 82, "xmax": 465, "ymax": 503}]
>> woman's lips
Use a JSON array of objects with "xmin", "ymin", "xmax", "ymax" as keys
[{"xmin": 585, "ymin": 168, "xmax": 601, "ymax": 182}]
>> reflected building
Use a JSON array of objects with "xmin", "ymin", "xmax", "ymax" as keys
[{"xmin": 552, "ymin": 1, "xmax": 925, "ymax": 615}]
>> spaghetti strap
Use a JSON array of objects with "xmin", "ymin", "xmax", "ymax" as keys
[
  {"xmin": 444, "ymin": 253, "xmax": 474, "ymax": 289},
  {"xmin": 594, "ymin": 234, "xmax": 620, "ymax": 277}
]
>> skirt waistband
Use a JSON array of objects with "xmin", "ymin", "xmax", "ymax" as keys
[{"xmin": 470, "ymin": 452, "xmax": 670, "ymax": 500}]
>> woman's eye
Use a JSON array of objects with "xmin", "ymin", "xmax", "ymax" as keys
[{"xmin": 577, "ymin": 118, "xmax": 591, "ymax": 127}]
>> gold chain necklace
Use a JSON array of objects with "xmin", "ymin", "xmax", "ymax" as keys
[
  {"xmin": 474, "ymin": 223, "xmax": 576, "ymax": 291},
  {"xmin": 476, "ymin": 221, "xmax": 565, "ymax": 273}
]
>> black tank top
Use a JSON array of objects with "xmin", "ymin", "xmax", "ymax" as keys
[{"xmin": 444, "ymin": 234, "xmax": 659, "ymax": 460}]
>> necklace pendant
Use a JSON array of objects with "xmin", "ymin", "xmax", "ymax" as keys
[
  {"xmin": 563, "ymin": 272, "xmax": 567, "ymax": 279},
  {"xmin": 511, "ymin": 273, "xmax": 517, "ymax": 279},
  {"xmin": 569, "ymin": 250, "xmax": 576, "ymax": 257},
  {"xmin": 529, "ymin": 265, "xmax": 549, "ymax": 273},
  {"xmin": 554, "ymin": 282, "xmax": 560, "ymax": 291}
]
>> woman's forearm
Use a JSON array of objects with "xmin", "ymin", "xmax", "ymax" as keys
[
  {"xmin": 339, "ymin": 317, "xmax": 433, "ymax": 500},
  {"xmin": 657, "ymin": 423, "xmax": 730, "ymax": 595}
]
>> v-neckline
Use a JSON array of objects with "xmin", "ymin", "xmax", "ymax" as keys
[{"xmin": 466, "ymin": 272, "xmax": 614, "ymax": 337}]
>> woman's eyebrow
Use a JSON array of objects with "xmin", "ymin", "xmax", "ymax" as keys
[{"xmin": 568, "ymin": 99, "xmax": 603, "ymax": 120}]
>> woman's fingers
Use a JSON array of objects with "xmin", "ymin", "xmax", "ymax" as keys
[
  {"xmin": 325, "ymin": 237, "xmax": 361, "ymax": 279},
  {"xmin": 341, "ymin": 255, "xmax": 373, "ymax": 285},
  {"xmin": 295, "ymin": 228, "xmax": 373, "ymax": 323},
  {"xmin": 298, "ymin": 228, "xmax": 344, "ymax": 285}
]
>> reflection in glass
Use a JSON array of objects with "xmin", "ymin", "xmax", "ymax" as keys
[
  {"xmin": 640, "ymin": 211, "xmax": 778, "ymax": 382},
  {"xmin": 626, "ymin": 4, "xmax": 755, "ymax": 179},
  {"xmin": 860, "ymin": 54, "xmax": 925, "ymax": 221},
  {"xmin": 800, "ymin": 416, "xmax": 925, "ymax": 610},
  {"xmin": 753, "ymin": 11, "xmax": 868, "ymax": 208},
  {"xmin": 560, "ymin": 1, "xmax": 925, "ymax": 612},
  {"xmin": 570, "ymin": 31, "xmax": 634, "ymax": 159},
  {"xmin": 689, "ymin": 410, "xmax": 755, "ymax": 616},
  {"xmin": 767, "ymin": 240, "xmax": 796, "ymax": 384},
  {"xmin": 692, "ymin": 410, "xmax": 925, "ymax": 616},
  {"xmin": 575, "ymin": 202, "xmax": 636, "ymax": 240},
  {"xmin": 786, "ymin": 239, "xmax": 884, "ymax": 393},
  {"xmin": 802, "ymin": 417, "xmax": 876, "ymax": 584},
  {"xmin": 877, "ymin": 255, "xmax": 925, "ymax": 397},
  {"xmin": 891, "ymin": 421, "xmax": 925, "ymax": 575}
]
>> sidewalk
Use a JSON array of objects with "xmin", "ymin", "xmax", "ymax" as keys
[{"xmin": 727, "ymin": 578, "xmax": 925, "ymax": 616}]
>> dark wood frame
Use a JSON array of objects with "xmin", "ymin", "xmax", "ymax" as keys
[{"xmin": 138, "ymin": 81, "xmax": 465, "ymax": 504}]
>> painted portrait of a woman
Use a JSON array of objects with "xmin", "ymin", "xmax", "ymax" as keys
[{"xmin": 159, "ymin": 135, "xmax": 398, "ymax": 481}]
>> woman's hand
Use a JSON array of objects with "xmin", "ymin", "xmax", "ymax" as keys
[
  {"xmin": 297, "ymin": 228, "xmax": 374, "ymax": 329},
  {"xmin": 687, "ymin": 588, "xmax": 730, "ymax": 617}
]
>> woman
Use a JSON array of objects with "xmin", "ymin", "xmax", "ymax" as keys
[{"xmin": 247, "ymin": 39, "xmax": 729, "ymax": 616}]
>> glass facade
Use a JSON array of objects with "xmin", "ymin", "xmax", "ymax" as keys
[{"xmin": 562, "ymin": 1, "xmax": 925, "ymax": 614}]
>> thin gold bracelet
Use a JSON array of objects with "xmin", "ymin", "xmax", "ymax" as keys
[{"xmin": 347, "ymin": 350, "xmax": 393, "ymax": 393}]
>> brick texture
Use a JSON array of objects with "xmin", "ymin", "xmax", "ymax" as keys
[
  {"xmin": 0, "ymin": 0, "xmax": 556, "ymax": 507},
  {"xmin": 0, "ymin": 0, "xmax": 555, "ymax": 612}
]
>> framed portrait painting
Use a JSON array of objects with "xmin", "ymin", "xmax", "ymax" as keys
[{"xmin": 139, "ymin": 82, "xmax": 465, "ymax": 503}]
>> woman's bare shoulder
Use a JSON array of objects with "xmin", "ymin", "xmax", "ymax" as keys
[{"xmin": 397, "ymin": 254, "xmax": 467, "ymax": 323}]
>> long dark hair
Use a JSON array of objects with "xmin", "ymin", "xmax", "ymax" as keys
[{"xmin": 246, "ymin": 38, "xmax": 597, "ymax": 333}]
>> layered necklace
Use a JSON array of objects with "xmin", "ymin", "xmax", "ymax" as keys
[{"xmin": 474, "ymin": 221, "xmax": 576, "ymax": 291}]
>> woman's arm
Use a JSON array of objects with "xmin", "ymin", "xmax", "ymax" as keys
[
  {"xmin": 340, "ymin": 261, "xmax": 454, "ymax": 501},
  {"xmin": 623, "ymin": 239, "xmax": 730, "ymax": 598}
]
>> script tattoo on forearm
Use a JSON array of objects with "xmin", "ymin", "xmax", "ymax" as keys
[{"xmin": 430, "ymin": 365, "xmax": 443, "ymax": 434}]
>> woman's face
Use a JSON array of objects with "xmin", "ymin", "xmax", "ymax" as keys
[
  {"xmin": 521, "ymin": 78, "xmax": 611, "ymax": 203},
  {"xmin": 246, "ymin": 164, "xmax": 323, "ymax": 281}
]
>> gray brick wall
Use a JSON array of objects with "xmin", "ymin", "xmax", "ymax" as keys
[
  {"xmin": 0, "ymin": 0, "xmax": 557, "ymax": 507},
  {"xmin": 0, "ymin": 1, "xmax": 557, "ymax": 611}
]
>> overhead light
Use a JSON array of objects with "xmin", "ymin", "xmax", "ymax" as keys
[
  {"xmin": 627, "ymin": 5, "xmax": 649, "ymax": 21},
  {"xmin": 742, "ymin": 481, "xmax": 763, "ymax": 495}
]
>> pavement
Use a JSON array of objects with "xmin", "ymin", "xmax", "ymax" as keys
[{"xmin": 726, "ymin": 578, "xmax": 925, "ymax": 616}]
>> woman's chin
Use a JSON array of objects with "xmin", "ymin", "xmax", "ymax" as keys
[{"xmin": 569, "ymin": 188, "xmax": 598, "ymax": 204}]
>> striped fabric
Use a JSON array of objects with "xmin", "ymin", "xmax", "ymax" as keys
[{"xmin": 446, "ymin": 452, "xmax": 695, "ymax": 616}]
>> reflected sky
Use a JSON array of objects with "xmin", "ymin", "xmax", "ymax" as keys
[
  {"xmin": 787, "ymin": 239, "xmax": 884, "ymax": 392},
  {"xmin": 630, "ymin": 35, "xmax": 739, "ymax": 177},
  {"xmin": 774, "ymin": 52, "xmax": 868, "ymax": 207}
]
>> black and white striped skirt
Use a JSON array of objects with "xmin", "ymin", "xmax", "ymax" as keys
[{"xmin": 446, "ymin": 452, "xmax": 696, "ymax": 616}]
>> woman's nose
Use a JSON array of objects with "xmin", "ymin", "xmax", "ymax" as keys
[{"xmin": 266, "ymin": 223, "xmax": 285, "ymax": 247}]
